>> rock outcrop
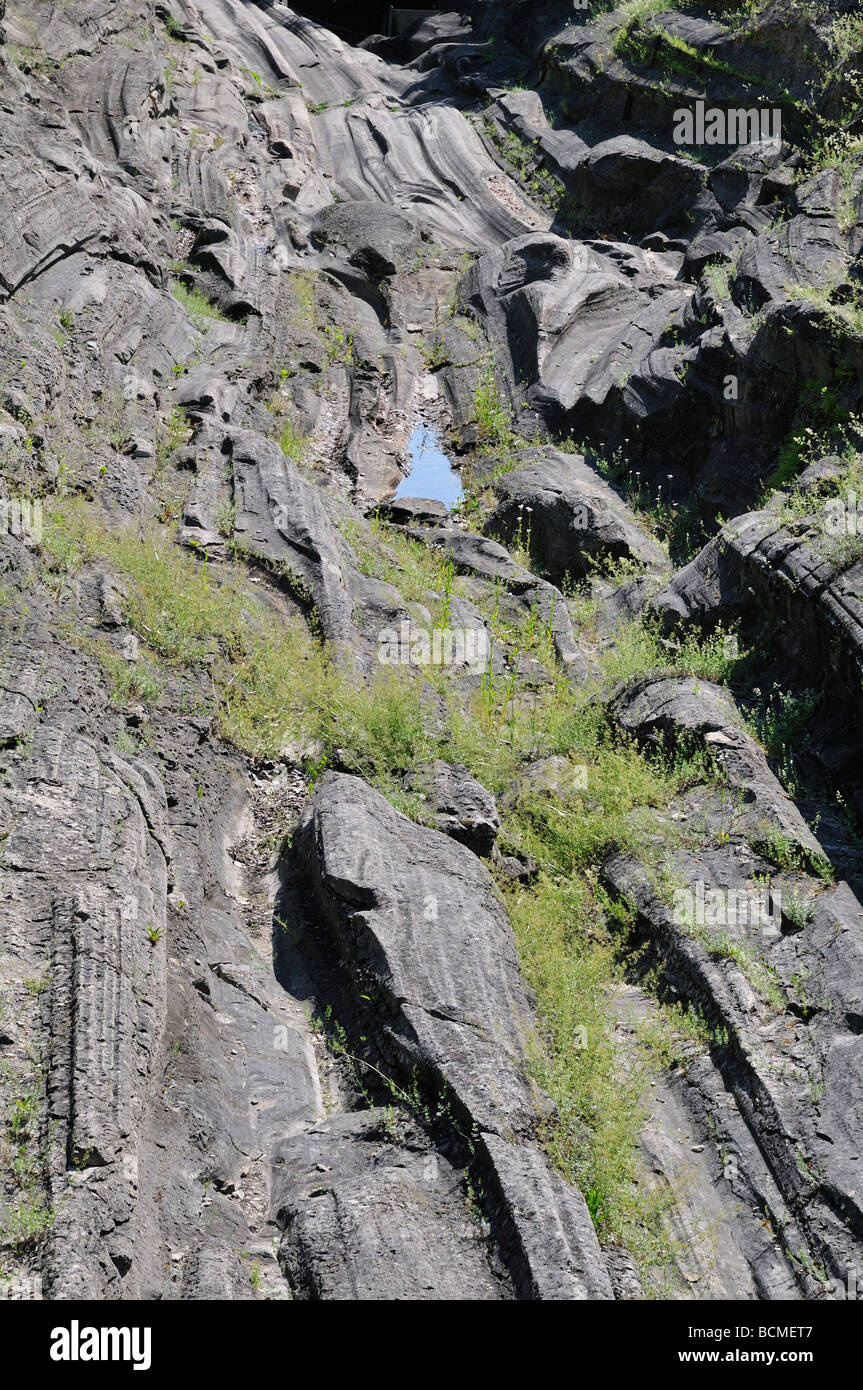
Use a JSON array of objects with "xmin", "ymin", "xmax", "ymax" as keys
[
  {"xmin": 292, "ymin": 772, "xmax": 613, "ymax": 1299},
  {"xmin": 1, "ymin": 0, "xmax": 862, "ymax": 1306}
]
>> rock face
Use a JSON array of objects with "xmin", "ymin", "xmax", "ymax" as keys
[
  {"xmin": 0, "ymin": 0, "xmax": 862, "ymax": 1306},
  {"xmin": 486, "ymin": 445, "xmax": 669, "ymax": 583},
  {"xmin": 652, "ymin": 510, "xmax": 863, "ymax": 733},
  {"xmin": 295, "ymin": 773, "xmax": 542, "ymax": 1136},
  {"xmin": 292, "ymin": 772, "xmax": 613, "ymax": 1299},
  {"xmin": 0, "ymin": 579, "xmax": 323, "ymax": 1301},
  {"xmin": 404, "ymin": 760, "xmax": 500, "ymax": 855},
  {"xmin": 376, "ymin": 495, "xmax": 448, "ymax": 526},
  {"xmin": 485, "ymin": 92, "xmax": 706, "ymax": 239},
  {"xmin": 273, "ymin": 1111, "xmax": 506, "ymax": 1301},
  {"xmin": 13, "ymin": 731, "xmax": 168, "ymax": 1296},
  {"xmin": 610, "ymin": 676, "xmax": 825, "ymax": 868},
  {"xmin": 464, "ymin": 231, "xmax": 690, "ymax": 433},
  {"xmin": 229, "ymin": 426, "xmax": 418, "ymax": 667},
  {"xmin": 604, "ymin": 676, "xmax": 863, "ymax": 1294}
]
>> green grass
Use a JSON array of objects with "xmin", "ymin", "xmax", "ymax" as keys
[
  {"xmin": 34, "ymin": 496, "xmax": 771, "ymax": 1289},
  {"xmin": 770, "ymin": 392, "xmax": 860, "ymax": 494},
  {"xmin": 0, "ymin": 1195, "xmax": 53, "ymax": 1252},
  {"xmin": 783, "ymin": 279, "xmax": 863, "ymax": 342},
  {"xmin": 770, "ymin": 412, "xmax": 863, "ymax": 571},
  {"xmin": 322, "ymin": 323, "xmax": 354, "ymax": 364},
  {"xmin": 290, "ymin": 271, "xmax": 317, "ymax": 331},
  {"xmin": 0, "ymin": 1080, "xmax": 52, "ymax": 1260},
  {"xmin": 156, "ymin": 406, "xmax": 192, "ymax": 470},
  {"xmin": 612, "ymin": 0, "xmax": 679, "ymax": 55},
  {"xmin": 170, "ymin": 279, "xmax": 236, "ymax": 331},
  {"xmin": 704, "ymin": 258, "xmax": 736, "ymax": 305},
  {"xmin": 754, "ymin": 825, "xmax": 834, "ymax": 883},
  {"xmin": 481, "ymin": 116, "xmax": 569, "ymax": 217},
  {"xmin": 277, "ymin": 418, "xmax": 308, "ymax": 465},
  {"xmin": 438, "ymin": 649, "xmax": 720, "ymax": 1274},
  {"xmin": 828, "ymin": 13, "xmax": 863, "ymax": 64},
  {"xmin": 473, "ymin": 363, "xmax": 517, "ymax": 450},
  {"xmin": 298, "ymin": 557, "xmax": 727, "ymax": 1275},
  {"xmin": 41, "ymin": 500, "xmax": 330, "ymax": 759},
  {"xmin": 92, "ymin": 642, "xmax": 164, "ymax": 705},
  {"xmin": 611, "ymin": 0, "xmax": 802, "ymax": 104},
  {"xmin": 339, "ymin": 516, "xmax": 455, "ymax": 609}
]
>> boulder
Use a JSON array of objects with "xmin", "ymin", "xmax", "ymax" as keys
[
  {"xmin": 294, "ymin": 772, "xmax": 613, "ymax": 1298},
  {"xmin": 486, "ymin": 445, "xmax": 669, "ymax": 582},
  {"xmin": 405, "ymin": 759, "xmax": 500, "ymax": 855}
]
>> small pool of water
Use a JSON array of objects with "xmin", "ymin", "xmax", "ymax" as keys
[{"xmin": 394, "ymin": 421, "xmax": 463, "ymax": 510}]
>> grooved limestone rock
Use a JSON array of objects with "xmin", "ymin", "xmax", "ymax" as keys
[
  {"xmin": 485, "ymin": 445, "xmax": 669, "ymax": 583},
  {"xmin": 294, "ymin": 772, "xmax": 613, "ymax": 1299}
]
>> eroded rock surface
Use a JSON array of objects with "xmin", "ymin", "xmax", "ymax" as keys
[
  {"xmin": 292, "ymin": 772, "xmax": 612, "ymax": 1299},
  {"xmin": 1, "ymin": 0, "xmax": 862, "ymax": 1306}
]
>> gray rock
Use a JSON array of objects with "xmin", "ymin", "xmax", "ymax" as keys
[
  {"xmin": 651, "ymin": 512, "xmax": 863, "ymax": 728},
  {"xmin": 295, "ymin": 772, "xmax": 540, "ymax": 1136},
  {"xmin": 405, "ymin": 759, "xmax": 500, "ymax": 855},
  {"xmin": 604, "ymin": 673, "xmax": 863, "ymax": 1288},
  {"xmin": 273, "ymin": 1111, "xmax": 504, "ymax": 1300},
  {"xmin": 486, "ymin": 445, "xmax": 669, "ymax": 582},
  {"xmin": 228, "ymin": 427, "xmax": 416, "ymax": 670},
  {"xmin": 464, "ymin": 231, "xmax": 689, "ymax": 428},
  {"xmin": 610, "ymin": 675, "xmax": 825, "ymax": 865},
  {"xmin": 294, "ymin": 772, "xmax": 613, "ymax": 1298},
  {"xmin": 312, "ymin": 200, "xmax": 420, "ymax": 280},
  {"xmin": 2, "ymin": 0, "xmax": 862, "ymax": 1307},
  {"xmin": 376, "ymin": 495, "xmax": 449, "ymax": 526}
]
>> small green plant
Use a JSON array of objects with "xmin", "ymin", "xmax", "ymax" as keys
[
  {"xmin": 290, "ymin": 271, "xmax": 317, "ymax": 330},
  {"xmin": 754, "ymin": 825, "xmax": 833, "ymax": 884},
  {"xmin": 278, "ymin": 418, "xmax": 307, "ymax": 464},
  {"xmin": 473, "ymin": 364, "xmax": 515, "ymax": 447},
  {"xmin": 827, "ymin": 13, "xmax": 863, "ymax": 65},
  {"xmin": 784, "ymin": 888, "xmax": 817, "ymax": 931},
  {"xmin": 704, "ymin": 259, "xmax": 736, "ymax": 305},
  {"xmin": 438, "ymin": 553, "xmax": 454, "ymax": 630},
  {"xmin": 8, "ymin": 1092, "xmax": 36, "ymax": 1142},
  {"xmin": 170, "ymin": 279, "xmax": 236, "ymax": 332},
  {"xmin": 217, "ymin": 500, "xmax": 236, "ymax": 538},
  {"xmin": 156, "ymin": 406, "xmax": 192, "ymax": 469},
  {"xmin": 92, "ymin": 644, "xmax": 163, "ymax": 706},
  {"xmin": 322, "ymin": 324, "xmax": 354, "ymax": 364},
  {"xmin": 0, "ymin": 1195, "xmax": 53, "ymax": 1251},
  {"xmin": 419, "ymin": 301, "xmax": 449, "ymax": 370}
]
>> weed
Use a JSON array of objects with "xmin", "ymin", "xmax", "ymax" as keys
[
  {"xmin": 170, "ymin": 279, "xmax": 237, "ymax": 332},
  {"xmin": 277, "ymin": 418, "xmax": 307, "ymax": 465}
]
